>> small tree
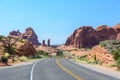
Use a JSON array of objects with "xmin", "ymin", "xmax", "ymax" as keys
[{"xmin": 0, "ymin": 35, "xmax": 19, "ymax": 64}]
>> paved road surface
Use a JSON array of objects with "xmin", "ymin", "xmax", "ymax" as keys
[
  {"xmin": 0, "ymin": 64, "xmax": 31, "ymax": 80},
  {"xmin": 0, "ymin": 58, "xmax": 119, "ymax": 80}
]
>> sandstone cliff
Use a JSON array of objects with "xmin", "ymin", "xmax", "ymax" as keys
[
  {"xmin": 65, "ymin": 23, "xmax": 120, "ymax": 48},
  {"xmin": 22, "ymin": 27, "xmax": 40, "ymax": 45},
  {"xmin": 8, "ymin": 27, "xmax": 40, "ymax": 45}
]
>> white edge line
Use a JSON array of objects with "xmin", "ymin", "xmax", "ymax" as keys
[{"xmin": 30, "ymin": 58, "xmax": 46, "ymax": 80}]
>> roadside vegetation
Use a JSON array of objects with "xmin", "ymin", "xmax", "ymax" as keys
[
  {"xmin": 0, "ymin": 35, "xmax": 49, "ymax": 66},
  {"xmin": 71, "ymin": 40, "xmax": 120, "ymax": 70},
  {"xmin": 37, "ymin": 50, "xmax": 49, "ymax": 58},
  {"xmin": 100, "ymin": 40, "xmax": 120, "ymax": 70},
  {"xmin": 56, "ymin": 50, "xmax": 64, "ymax": 57},
  {"xmin": 0, "ymin": 35, "xmax": 19, "ymax": 65}
]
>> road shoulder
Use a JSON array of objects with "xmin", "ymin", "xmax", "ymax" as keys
[
  {"xmin": 0, "ymin": 59, "xmax": 39, "ymax": 69},
  {"xmin": 70, "ymin": 59, "xmax": 120, "ymax": 79}
]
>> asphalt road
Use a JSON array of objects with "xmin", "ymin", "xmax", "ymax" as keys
[
  {"xmin": 0, "ymin": 58, "xmax": 119, "ymax": 80},
  {"xmin": 0, "ymin": 64, "xmax": 31, "ymax": 80}
]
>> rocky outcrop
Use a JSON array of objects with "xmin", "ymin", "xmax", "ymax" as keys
[
  {"xmin": 87, "ymin": 45, "xmax": 115, "ymax": 64},
  {"xmin": 48, "ymin": 39, "xmax": 50, "ymax": 46},
  {"xmin": 9, "ymin": 30, "xmax": 22, "ymax": 38},
  {"xmin": 65, "ymin": 23, "xmax": 120, "ymax": 48},
  {"xmin": 8, "ymin": 27, "xmax": 40, "ymax": 45},
  {"xmin": 22, "ymin": 27, "xmax": 40, "ymax": 45},
  {"xmin": 15, "ymin": 41, "xmax": 37, "ymax": 56}
]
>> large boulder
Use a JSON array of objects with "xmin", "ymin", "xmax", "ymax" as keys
[
  {"xmin": 65, "ymin": 23, "xmax": 120, "ymax": 48},
  {"xmin": 15, "ymin": 41, "xmax": 37, "ymax": 56}
]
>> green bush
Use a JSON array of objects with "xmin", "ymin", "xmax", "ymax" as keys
[
  {"xmin": 0, "ymin": 56, "xmax": 8, "ymax": 64},
  {"xmin": 78, "ymin": 55, "xmax": 87, "ymax": 60},
  {"xmin": 112, "ymin": 49, "xmax": 120, "ymax": 60},
  {"xmin": 37, "ymin": 50, "xmax": 44, "ymax": 55},
  {"xmin": 19, "ymin": 39, "xmax": 25, "ymax": 43},
  {"xmin": 18, "ymin": 56, "xmax": 27, "ymax": 62},
  {"xmin": 37, "ymin": 50, "xmax": 49, "ymax": 58},
  {"xmin": 56, "ymin": 50, "xmax": 63, "ymax": 56},
  {"xmin": 4, "ymin": 52, "xmax": 10, "ymax": 58},
  {"xmin": 110, "ymin": 64, "xmax": 116, "ymax": 67},
  {"xmin": 116, "ymin": 58, "xmax": 120, "ymax": 70}
]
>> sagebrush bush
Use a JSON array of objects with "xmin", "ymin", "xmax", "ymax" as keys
[
  {"xmin": 0, "ymin": 56, "xmax": 8, "ymax": 64},
  {"xmin": 4, "ymin": 52, "xmax": 10, "ymax": 58},
  {"xmin": 18, "ymin": 56, "xmax": 27, "ymax": 62},
  {"xmin": 116, "ymin": 58, "xmax": 120, "ymax": 70}
]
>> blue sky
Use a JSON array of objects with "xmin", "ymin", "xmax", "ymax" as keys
[{"xmin": 0, "ymin": 0, "xmax": 120, "ymax": 45}]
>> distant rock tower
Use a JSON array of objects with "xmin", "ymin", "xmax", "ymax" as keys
[
  {"xmin": 42, "ymin": 40, "xmax": 46, "ymax": 46},
  {"xmin": 48, "ymin": 39, "xmax": 50, "ymax": 46},
  {"xmin": 22, "ymin": 27, "xmax": 40, "ymax": 45}
]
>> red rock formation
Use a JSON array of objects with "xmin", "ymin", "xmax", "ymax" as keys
[
  {"xmin": 9, "ymin": 30, "xmax": 21, "ymax": 38},
  {"xmin": 22, "ymin": 27, "xmax": 40, "ymax": 45},
  {"xmin": 48, "ymin": 39, "xmax": 50, "ymax": 46},
  {"xmin": 15, "ymin": 41, "xmax": 37, "ymax": 56},
  {"xmin": 87, "ymin": 45, "xmax": 115, "ymax": 64},
  {"xmin": 65, "ymin": 23, "xmax": 120, "ymax": 48},
  {"xmin": 42, "ymin": 40, "xmax": 46, "ymax": 46},
  {"xmin": 8, "ymin": 27, "xmax": 40, "ymax": 45}
]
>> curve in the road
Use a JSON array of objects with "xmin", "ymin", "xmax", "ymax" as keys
[
  {"xmin": 30, "ymin": 58, "xmax": 46, "ymax": 80},
  {"xmin": 56, "ymin": 58, "xmax": 84, "ymax": 80}
]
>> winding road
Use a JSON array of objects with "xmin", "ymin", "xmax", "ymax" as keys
[{"xmin": 0, "ymin": 58, "xmax": 119, "ymax": 80}]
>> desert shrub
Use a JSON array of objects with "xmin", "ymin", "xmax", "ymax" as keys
[
  {"xmin": 29, "ymin": 55, "xmax": 41, "ymax": 59},
  {"xmin": 110, "ymin": 64, "xmax": 116, "ymax": 67},
  {"xmin": 98, "ymin": 60, "xmax": 103, "ymax": 65},
  {"xmin": 112, "ymin": 49, "xmax": 120, "ymax": 70},
  {"xmin": 100, "ymin": 42, "xmax": 106, "ymax": 47},
  {"xmin": 112, "ymin": 49, "xmax": 120, "ymax": 60},
  {"xmin": 37, "ymin": 50, "xmax": 49, "ymax": 58},
  {"xmin": 78, "ymin": 55, "xmax": 87, "ymax": 60},
  {"xmin": 67, "ymin": 50, "xmax": 72, "ymax": 52},
  {"xmin": 37, "ymin": 50, "xmax": 44, "ymax": 55},
  {"xmin": 4, "ymin": 52, "xmax": 10, "ymax": 58},
  {"xmin": 116, "ymin": 58, "xmax": 120, "ymax": 70},
  {"xmin": 0, "ymin": 56, "xmax": 8, "ymax": 64},
  {"xmin": 44, "ymin": 52, "xmax": 49, "ymax": 56},
  {"xmin": 18, "ymin": 56, "xmax": 27, "ymax": 62},
  {"xmin": 72, "ymin": 54, "xmax": 75, "ymax": 56},
  {"xmin": 19, "ymin": 39, "xmax": 25, "ymax": 43},
  {"xmin": 56, "ymin": 50, "xmax": 63, "ymax": 57}
]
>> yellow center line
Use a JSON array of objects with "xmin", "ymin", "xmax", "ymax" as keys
[{"xmin": 56, "ymin": 59, "xmax": 84, "ymax": 80}]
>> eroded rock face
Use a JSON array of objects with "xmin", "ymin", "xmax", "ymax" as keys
[
  {"xmin": 9, "ymin": 27, "xmax": 40, "ymax": 45},
  {"xmin": 65, "ymin": 23, "xmax": 120, "ymax": 48},
  {"xmin": 9, "ymin": 30, "xmax": 22, "ymax": 38},
  {"xmin": 22, "ymin": 27, "xmax": 40, "ymax": 45},
  {"xmin": 87, "ymin": 45, "xmax": 115, "ymax": 64},
  {"xmin": 15, "ymin": 41, "xmax": 37, "ymax": 56}
]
